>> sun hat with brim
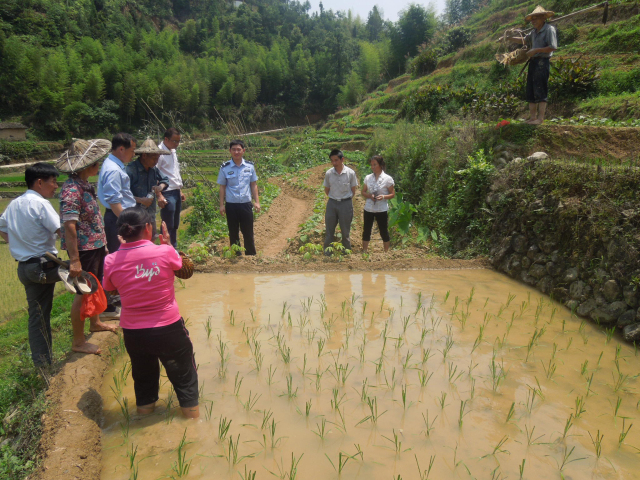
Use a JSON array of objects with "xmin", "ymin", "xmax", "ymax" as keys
[
  {"xmin": 56, "ymin": 138, "xmax": 111, "ymax": 173},
  {"xmin": 525, "ymin": 5, "xmax": 555, "ymax": 21},
  {"xmin": 134, "ymin": 137, "xmax": 172, "ymax": 155}
]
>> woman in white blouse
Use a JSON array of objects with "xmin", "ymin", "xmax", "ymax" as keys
[{"xmin": 361, "ymin": 155, "xmax": 395, "ymax": 252}]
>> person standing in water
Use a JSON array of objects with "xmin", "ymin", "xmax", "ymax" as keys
[{"xmin": 361, "ymin": 155, "xmax": 395, "ymax": 252}]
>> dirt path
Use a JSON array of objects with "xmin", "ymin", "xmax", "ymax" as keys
[
  {"xmin": 36, "ymin": 327, "xmax": 119, "ymax": 480},
  {"xmin": 253, "ymin": 179, "xmax": 315, "ymax": 257}
]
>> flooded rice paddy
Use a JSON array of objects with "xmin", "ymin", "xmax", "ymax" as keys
[{"xmin": 101, "ymin": 270, "xmax": 640, "ymax": 479}]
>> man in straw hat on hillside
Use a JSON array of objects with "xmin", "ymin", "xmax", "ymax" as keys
[
  {"xmin": 504, "ymin": 6, "xmax": 558, "ymax": 124},
  {"xmin": 58, "ymin": 139, "xmax": 118, "ymax": 356},
  {"xmin": 126, "ymin": 137, "xmax": 171, "ymax": 240}
]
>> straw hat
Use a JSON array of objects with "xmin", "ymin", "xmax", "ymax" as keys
[
  {"xmin": 56, "ymin": 138, "xmax": 111, "ymax": 173},
  {"xmin": 525, "ymin": 5, "xmax": 554, "ymax": 22},
  {"xmin": 134, "ymin": 137, "xmax": 172, "ymax": 155}
]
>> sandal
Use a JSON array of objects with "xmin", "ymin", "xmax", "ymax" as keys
[
  {"xmin": 58, "ymin": 267, "xmax": 79, "ymax": 294},
  {"xmin": 73, "ymin": 275, "xmax": 92, "ymax": 294}
]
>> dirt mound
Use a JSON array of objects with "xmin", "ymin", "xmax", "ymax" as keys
[{"xmin": 534, "ymin": 125, "xmax": 640, "ymax": 160}]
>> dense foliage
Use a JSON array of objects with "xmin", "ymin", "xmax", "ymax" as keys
[{"xmin": 0, "ymin": 0, "xmax": 440, "ymax": 138}]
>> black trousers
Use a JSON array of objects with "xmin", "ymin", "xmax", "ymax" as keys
[
  {"xmin": 225, "ymin": 202, "xmax": 256, "ymax": 255},
  {"xmin": 17, "ymin": 260, "xmax": 60, "ymax": 366},
  {"xmin": 123, "ymin": 318, "xmax": 199, "ymax": 408},
  {"xmin": 526, "ymin": 57, "xmax": 550, "ymax": 103},
  {"xmin": 362, "ymin": 210, "xmax": 390, "ymax": 242},
  {"xmin": 104, "ymin": 209, "xmax": 120, "ymax": 254}
]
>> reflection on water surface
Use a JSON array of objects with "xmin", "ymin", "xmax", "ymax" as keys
[{"xmin": 102, "ymin": 270, "xmax": 640, "ymax": 479}]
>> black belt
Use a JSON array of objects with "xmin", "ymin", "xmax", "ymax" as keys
[
  {"xmin": 19, "ymin": 257, "xmax": 57, "ymax": 269},
  {"xmin": 329, "ymin": 197, "xmax": 352, "ymax": 202}
]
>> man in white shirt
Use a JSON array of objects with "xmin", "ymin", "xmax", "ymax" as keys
[
  {"xmin": 0, "ymin": 163, "xmax": 62, "ymax": 366},
  {"xmin": 157, "ymin": 127, "xmax": 185, "ymax": 248},
  {"xmin": 323, "ymin": 149, "xmax": 358, "ymax": 255}
]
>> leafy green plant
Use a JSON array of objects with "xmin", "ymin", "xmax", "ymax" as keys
[{"xmin": 550, "ymin": 57, "xmax": 599, "ymax": 100}]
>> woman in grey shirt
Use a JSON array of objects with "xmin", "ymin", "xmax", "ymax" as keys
[{"xmin": 361, "ymin": 155, "xmax": 395, "ymax": 253}]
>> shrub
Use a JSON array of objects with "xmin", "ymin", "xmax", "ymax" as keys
[
  {"xmin": 410, "ymin": 46, "xmax": 440, "ymax": 78},
  {"xmin": 550, "ymin": 57, "xmax": 599, "ymax": 99},
  {"xmin": 445, "ymin": 26, "xmax": 472, "ymax": 54}
]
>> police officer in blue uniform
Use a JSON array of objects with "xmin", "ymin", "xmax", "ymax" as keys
[{"xmin": 217, "ymin": 139, "xmax": 260, "ymax": 255}]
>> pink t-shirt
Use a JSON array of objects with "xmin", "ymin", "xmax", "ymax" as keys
[{"xmin": 103, "ymin": 240, "xmax": 182, "ymax": 329}]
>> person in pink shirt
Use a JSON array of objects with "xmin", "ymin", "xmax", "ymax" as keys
[{"xmin": 103, "ymin": 207, "xmax": 199, "ymax": 418}]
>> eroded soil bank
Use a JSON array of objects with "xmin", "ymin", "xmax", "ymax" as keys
[{"xmin": 99, "ymin": 270, "xmax": 639, "ymax": 479}]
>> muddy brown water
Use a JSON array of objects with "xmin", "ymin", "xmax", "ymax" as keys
[{"xmin": 101, "ymin": 270, "xmax": 640, "ymax": 479}]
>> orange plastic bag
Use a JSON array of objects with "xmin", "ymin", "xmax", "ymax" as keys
[{"xmin": 80, "ymin": 272, "xmax": 107, "ymax": 319}]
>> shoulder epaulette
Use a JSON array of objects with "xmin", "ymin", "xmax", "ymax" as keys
[
  {"xmin": 245, "ymin": 160, "xmax": 254, "ymax": 165},
  {"xmin": 222, "ymin": 160, "xmax": 231, "ymax": 167}
]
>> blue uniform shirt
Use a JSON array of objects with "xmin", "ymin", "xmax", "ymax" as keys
[
  {"xmin": 217, "ymin": 159, "xmax": 258, "ymax": 204},
  {"xmin": 97, "ymin": 154, "xmax": 136, "ymax": 210}
]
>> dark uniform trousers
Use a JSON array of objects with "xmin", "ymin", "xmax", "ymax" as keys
[{"xmin": 225, "ymin": 202, "xmax": 256, "ymax": 255}]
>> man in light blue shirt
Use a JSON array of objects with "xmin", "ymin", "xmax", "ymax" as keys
[
  {"xmin": 97, "ymin": 133, "xmax": 137, "ymax": 254},
  {"xmin": 0, "ymin": 163, "xmax": 61, "ymax": 366},
  {"xmin": 217, "ymin": 139, "xmax": 260, "ymax": 255}
]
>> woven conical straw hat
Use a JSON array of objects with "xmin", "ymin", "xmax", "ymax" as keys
[
  {"xmin": 525, "ymin": 5, "xmax": 555, "ymax": 21},
  {"xmin": 134, "ymin": 137, "xmax": 172, "ymax": 155},
  {"xmin": 56, "ymin": 138, "xmax": 111, "ymax": 173}
]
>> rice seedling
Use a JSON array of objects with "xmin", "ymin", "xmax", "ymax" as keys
[
  {"xmin": 171, "ymin": 429, "xmax": 192, "ymax": 477},
  {"xmin": 239, "ymin": 466, "xmax": 257, "ymax": 480},
  {"xmin": 418, "ymin": 368, "xmax": 433, "ymax": 387},
  {"xmin": 329, "ymin": 361, "xmax": 353, "ymax": 386},
  {"xmin": 489, "ymin": 356, "xmax": 507, "ymax": 392},
  {"xmin": 443, "ymin": 291, "xmax": 450, "ymax": 303},
  {"xmin": 116, "ymin": 396, "xmax": 131, "ymax": 439},
  {"xmin": 127, "ymin": 443, "xmax": 139, "ymax": 479},
  {"xmin": 458, "ymin": 400, "xmax": 469, "ymax": 428},
  {"xmin": 204, "ymin": 316, "xmax": 213, "ymax": 339},
  {"xmin": 357, "ymin": 344, "xmax": 365, "ymax": 363},
  {"xmin": 573, "ymin": 396, "xmax": 587, "ymax": 419},
  {"xmin": 580, "ymin": 360, "xmax": 589, "ymax": 376},
  {"xmin": 317, "ymin": 338, "xmax": 326, "ymax": 357},
  {"xmin": 440, "ymin": 336, "xmax": 454, "ymax": 360},
  {"xmin": 234, "ymin": 372, "xmax": 244, "ymax": 396},
  {"xmin": 260, "ymin": 409, "xmax": 274, "ymax": 430},
  {"xmin": 267, "ymin": 365, "xmax": 277, "ymax": 386},
  {"xmin": 402, "ymin": 351, "xmax": 413, "ymax": 371},
  {"xmin": 228, "ymin": 310, "xmax": 236, "ymax": 326},
  {"xmin": 469, "ymin": 377, "xmax": 476, "ymax": 399},
  {"xmin": 356, "ymin": 396, "xmax": 386, "ymax": 425},
  {"xmin": 281, "ymin": 301, "xmax": 290, "ymax": 318},
  {"xmin": 612, "ymin": 360, "xmax": 629, "ymax": 393},
  {"xmin": 421, "ymin": 348, "xmax": 433, "ymax": 365},
  {"xmin": 485, "ymin": 435, "xmax": 510, "ymax": 458},
  {"xmin": 381, "ymin": 429, "xmax": 411, "ymax": 454},
  {"xmin": 282, "ymin": 374, "xmax": 298, "ymax": 399},
  {"xmin": 265, "ymin": 452, "xmax": 304, "ymax": 480},
  {"xmin": 384, "ymin": 367, "xmax": 397, "ymax": 391},
  {"xmin": 524, "ymin": 326, "xmax": 546, "ymax": 362},
  {"xmin": 299, "ymin": 353, "xmax": 308, "ymax": 377},
  {"xmin": 589, "ymin": 430, "xmax": 604, "ymax": 458},
  {"xmin": 356, "ymin": 378, "xmax": 369, "ymax": 402},
  {"xmin": 554, "ymin": 445, "xmax": 587, "ymax": 472},
  {"xmin": 505, "ymin": 402, "xmax": 515, "ymax": 424},
  {"xmin": 330, "ymin": 388, "xmax": 347, "ymax": 410},
  {"xmin": 437, "ymin": 391, "xmax": 448, "ymax": 409},
  {"xmin": 249, "ymin": 309, "xmax": 257, "ymax": 323},
  {"xmin": 422, "ymin": 410, "xmax": 437, "ymax": 437},
  {"xmin": 415, "ymin": 454, "xmax": 436, "ymax": 480},
  {"xmin": 585, "ymin": 372, "xmax": 595, "ymax": 396},
  {"xmin": 313, "ymin": 418, "xmax": 328, "ymax": 440},
  {"xmin": 204, "ymin": 402, "xmax": 214, "ymax": 421},
  {"xmin": 618, "ymin": 419, "xmax": 633, "ymax": 447},
  {"xmin": 561, "ymin": 414, "xmax": 574, "ymax": 440},
  {"xmin": 400, "ymin": 384, "xmax": 414, "ymax": 410},
  {"xmin": 219, "ymin": 434, "xmax": 255, "ymax": 466},
  {"xmin": 605, "ymin": 326, "xmax": 616, "ymax": 344},
  {"xmin": 613, "ymin": 396, "xmax": 622, "ymax": 418},
  {"xmin": 542, "ymin": 357, "xmax": 557, "ymax": 380},
  {"xmin": 518, "ymin": 459, "xmax": 525, "ymax": 479},
  {"xmin": 217, "ymin": 334, "xmax": 230, "ymax": 378},
  {"xmin": 448, "ymin": 362, "xmax": 463, "ymax": 384},
  {"xmin": 524, "ymin": 424, "xmax": 545, "ymax": 446},
  {"xmin": 241, "ymin": 391, "xmax": 261, "ymax": 411},
  {"xmin": 218, "ymin": 416, "xmax": 232, "ymax": 441},
  {"xmin": 401, "ymin": 315, "xmax": 413, "ymax": 335},
  {"xmin": 325, "ymin": 450, "xmax": 360, "ymax": 475}
]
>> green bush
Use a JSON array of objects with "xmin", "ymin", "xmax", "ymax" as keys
[
  {"xmin": 596, "ymin": 68, "xmax": 640, "ymax": 96},
  {"xmin": 410, "ymin": 47, "xmax": 440, "ymax": 78},
  {"xmin": 550, "ymin": 57, "xmax": 599, "ymax": 99},
  {"xmin": 445, "ymin": 26, "xmax": 472, "ymax": 54}
]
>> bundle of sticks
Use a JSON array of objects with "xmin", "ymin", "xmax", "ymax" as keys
[{"xmin": 495, "ymin": 1, "xmax": 609, "ymax": 66}]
